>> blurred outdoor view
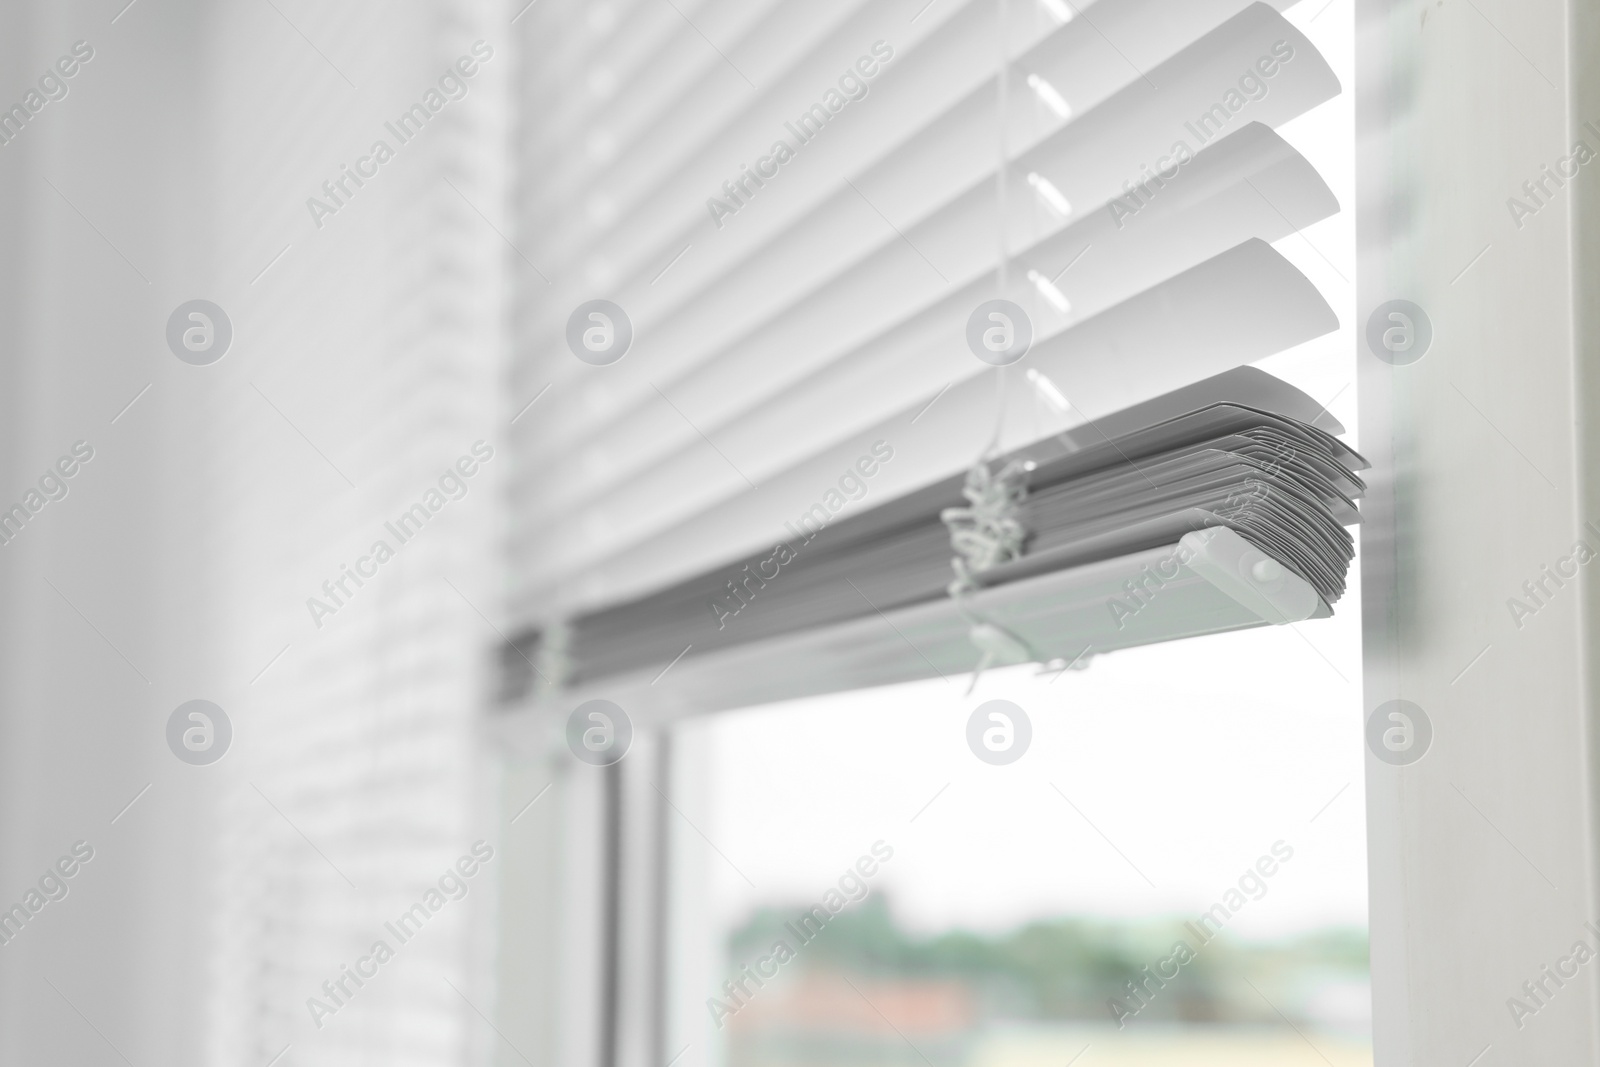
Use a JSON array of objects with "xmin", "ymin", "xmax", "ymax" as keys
[
  {"xmin": 673, "ymin": 523, "xmax": 1368, "ymax": 1067},
  {"xmin": 723, "ymin": 899, "xmax": 1368, "ymax": 1067}
]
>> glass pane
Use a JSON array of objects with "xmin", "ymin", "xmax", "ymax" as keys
[{"xmin": 667, "ymin": 608, "xmax": 1368, "ymax": 1067}]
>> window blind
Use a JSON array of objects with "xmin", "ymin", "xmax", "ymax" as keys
[
  {"xmin": 195, "ymin": 4, "xmax": 508, "ymax": 1066},
  {"xmin": 508, "ymin": 0, "xmax": 1347, "ymax": 702}
]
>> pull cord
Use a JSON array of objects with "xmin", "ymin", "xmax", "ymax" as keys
[{"xmin": 939, "ymin": 0, "xmax": 1042, "ymax": 694}]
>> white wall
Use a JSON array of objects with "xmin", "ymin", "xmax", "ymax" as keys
[{"xmin": 0, "ymin": 3, "xmax": 217, "ymax": 1064}]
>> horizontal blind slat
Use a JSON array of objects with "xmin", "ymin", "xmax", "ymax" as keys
[
  {"xmin": 513, "ymin": 238, "xmax": 1336, "ymax": 617},
  {"xmin": 514, "ymin": 3, "xmax": 1333, "ymax": 468},
  {"xmin": 514, "ymin": 124, "xmax": 1334, "ymax": 527}
]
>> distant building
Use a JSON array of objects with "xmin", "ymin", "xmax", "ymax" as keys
[{"xmin": 728, "ymin": 970, "xmax": 975, "ymax": 1067}]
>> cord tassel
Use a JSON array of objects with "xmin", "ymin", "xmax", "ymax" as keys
[{"xmin": 941, "ymin": 457, "xmax": 1039, "ymax": 689}]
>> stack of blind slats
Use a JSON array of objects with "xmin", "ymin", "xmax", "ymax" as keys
[{"xmin": 526, "ymin": 367, "xmax": 1364, "ymax": 690}]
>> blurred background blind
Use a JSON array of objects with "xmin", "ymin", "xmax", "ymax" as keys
[
  {"xmin": 206, "ymin": 2, "xmax": 512, "ymax": 1064},
  {"xmin": 0, "ymin": 2, "xmax": 511, "ymax": 1066},
  {"xmin": 205, "ymin": 3, "xmax": 511, "ymax": 1066}
]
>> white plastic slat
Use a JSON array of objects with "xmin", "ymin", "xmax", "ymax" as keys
[
  {"xmin": 513, "ymin": 3, "xmax": 1336, "ymax": 474},
  {"xmin": 518, "ymin": 123, "xmax": 1335, "ymax": 525},
  {"xmin": 516, "ymin": 238, "xmax": 1337, "ymax": 617}
]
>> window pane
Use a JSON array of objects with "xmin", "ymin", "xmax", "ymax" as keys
[{"xmin": 667, "ymin": 605, "xmax": 1368, "ymax": 1067}]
